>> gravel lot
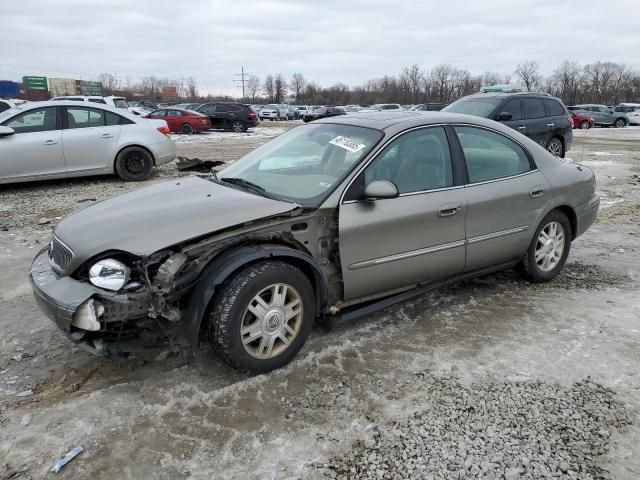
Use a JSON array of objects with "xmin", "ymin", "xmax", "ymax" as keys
[{"xmin": 0, "ymin": 124, "xmax": 639, "ymax": 479}]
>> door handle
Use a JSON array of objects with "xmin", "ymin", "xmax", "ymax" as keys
[
  {"xmin": 529, "ymin": 188, "xmax": 545, "ymax": 198},
  {"xmin": 518, "ymin": 125, "xmax": 526, "ymax": 130},
  {"xmin": 43, "ymin": 139, "xmax": 57, "ymax": 145},
  {"xmin": 100, "ymin": 133, "xmax": 113, "ymax": 138},
  {"xmin": 438, "ymin": 204, "xmax": 462, "ymax": 217},
  {"xmin": 546, "ymin": 123, "xmax": 555, "ymax": 127}
]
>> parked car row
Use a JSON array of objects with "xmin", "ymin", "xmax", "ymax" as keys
[{"xmin": 568, "ymin": 104, "xmax": 634, "ymax": 127}]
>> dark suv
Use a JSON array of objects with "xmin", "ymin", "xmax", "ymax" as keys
[
  {"xmin": 443, "ymin": 92, "xmax": 572, "ymax": 157},
  {"xmin": 195, "ymin": 102, "xmax": 258, "ymax": 132}
]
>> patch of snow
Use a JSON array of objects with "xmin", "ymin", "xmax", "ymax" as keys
[
  {"xmin": 591, "ymin": 151, "xmax": 623, "ymax": 156},
  {"xmin": 170, "ymin": 127, "xmax": 287, "ymax": 143}
]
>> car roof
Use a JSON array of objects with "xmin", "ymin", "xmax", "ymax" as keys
[
  {"xmin": 0, "ymin": 100, "xmax": 139, "ymax": 122},
  {"xmin": 461, "ymin": 92, "xmax": 558, "ymax": 100},
  {"xmin": 154, "ymin": 107, "xmax": 203, "ymax": 114},
  {"xmin": 314, "ymin": 110, "xmax": 509, "ymax": 131}
]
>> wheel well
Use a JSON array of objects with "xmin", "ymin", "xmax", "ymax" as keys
[
  {"xmin": 114, "ymin": 144, "xmax": 156, "ymax": 169},
  {"xmin": 554, "ymin": 205, "xmax": 577, "ymax": 240},
  {"xmin": 615, "ymin": 117, "xmax": 627, "ymax": 125}
]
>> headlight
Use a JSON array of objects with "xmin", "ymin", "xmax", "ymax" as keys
[{"xmin": 89, "ymin": 259, "xmax": 130, "ymax": 291}]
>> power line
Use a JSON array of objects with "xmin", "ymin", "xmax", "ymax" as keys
[{"xmin": 233, "ymin": 66, "xmax": 251, "ymax": 102}]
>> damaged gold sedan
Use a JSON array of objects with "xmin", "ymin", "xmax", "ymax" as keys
[{"xmin": 30, "ymin": 112, "xmax": 599, "ymax": 373}]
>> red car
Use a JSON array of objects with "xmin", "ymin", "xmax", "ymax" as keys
[
  {"xmin": 145, "ymin": 108, "xmax": 211, "ymax": 134},
  {"xmin": 570, "ymin": 110, "xmax": 595, "ymax": 129}
]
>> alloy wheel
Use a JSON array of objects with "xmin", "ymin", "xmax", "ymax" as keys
[
  {"xmin": 240, "ymin": 283, "xmax": 303, "ymax": 359},
  {"xmin": 232, "ymin": 121, "xmax": 244, "ymax": 133},
  {"xmin": 547, "ymin": 139, "xmax": 562, "ymax": 157},
  {"xmin": 535, "ymin": 221, "xmax": 565, "ymax": 272}
]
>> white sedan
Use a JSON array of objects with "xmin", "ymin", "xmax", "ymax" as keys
[{"xmin": 0, "ymin": 101, "xmax": 176, "ymax": 184}]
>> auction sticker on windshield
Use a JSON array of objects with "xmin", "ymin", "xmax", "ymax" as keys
[{"xmin": 329, "ymin": 136, "xmax": 366, "ymax": 153}]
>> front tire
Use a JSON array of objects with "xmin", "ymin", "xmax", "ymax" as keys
[
  {"xmin": 208, "ymin": 261, "xmax": 315, "ymax": 374},
  {"xmin": 114, "ymin": 146, "xmax": 154, "ymax": 181},
  {"xmin": 180, "ymin": 123, "xmax": 194, "ymax": 134},
  {"xmin": 546, "ymin": 137, "xmax": 564, "ymax": 157},
  {"xmin": 519, "ymin": 210, "xmax": 571, "ymax": 283}
]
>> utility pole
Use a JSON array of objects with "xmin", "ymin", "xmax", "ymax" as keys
[{"xmin": 234, "ymin": 66, "xmax": 249, "ymax": 101}]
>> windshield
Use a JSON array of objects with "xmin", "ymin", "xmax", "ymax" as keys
[
  {"xmin": 218, "ymin": 123, "xmax": 382, "ymax": 206},
  {"xmin": 443, "ymin": 98, "xmax": 501, "ymax": 117},
  {"xmin": 113, "ymin": 98, "xmax": 129, "ymax": 109}
]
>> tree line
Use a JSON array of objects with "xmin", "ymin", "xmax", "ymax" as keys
[{"xmin": 97, "ymin": 60, "xmax": 640, "ymax": 106}]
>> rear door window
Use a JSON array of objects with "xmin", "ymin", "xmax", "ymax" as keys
[
  {"xmin": 456, "ymin": 126, "xmax": 532, "ymax": 183},
  {"xmin": 523, "ymin": 98, "xmax": 546, "ymax": 119},
  {"xmin": 65, "ymin": 107, "xmax": 105, "ymax": 129}
]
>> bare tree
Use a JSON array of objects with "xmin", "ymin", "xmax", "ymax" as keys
[
  {"xmin": 274, "ymin": 73, "xmax": 287, "ymax": 103},
  {"xmin": 96, "ymin": 72, "xmax": 118, "ymax": 93},
  {"xmin": 290, "ymin": 73, "xmax": 306, "ymax": 101},
  {"xmin": 186, "ymin": 77, "xmax": 198, "ymax": 99},
  {"xmin": 247, "ymin": 75, "xmax": 260, "ymax": 102},
  {"xmin": 549, "ymin": 60, "xmax": 581, "ymax": 105},
  {"xmin": 399, "ymin": 64, "xmax": 424, "ymax": 103},
  {"xmin": 515, "ymin": 61, "xmax": 541, "ymax": 91},
  {"xmin": 481, "ymin": 71, "xmax": 510, "ymax": 87},
  {"xmin": 263, "ymin": 75, "xmax": 275, "ymax": 102}
]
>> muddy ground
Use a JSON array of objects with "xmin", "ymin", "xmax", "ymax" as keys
[{"xmin": 0, "ymin": 123, "xmax": 639, "ymax": 479}]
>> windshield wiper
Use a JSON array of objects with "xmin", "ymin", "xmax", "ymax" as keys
[{"xmin": 219, "ymin": 177, "xmax": 277, "ymax": 200}]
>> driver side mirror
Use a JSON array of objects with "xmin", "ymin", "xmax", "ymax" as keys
[
  {"xmin": 0, "ymin": 126, "xmax": 15, "ymax": 137},
  {"xmin": 496, "ymin": 112, "xmax": 513, "ymax": 121},
  {"xmin": 363, "ymin": 180, "xmax": 399, "ymax": 200}
]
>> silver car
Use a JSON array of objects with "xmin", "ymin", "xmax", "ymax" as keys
[
  {"xmin": 29, "ymin": 111, "xmax": 599, "ymax": 373},
  {"xmin": 0, "ymin": 101, "xmax": 176, "ymax": 183},
  {"xmin": 571, "ymin": 104, "xmax": 629, "ymax": 128}
]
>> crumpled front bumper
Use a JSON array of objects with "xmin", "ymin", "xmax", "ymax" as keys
[
  {"xmin": 29, "ymin": 248, "xmax": 161, "ymax": 356},
  {"xmin": 30, "ymin": 248, "xmax": 99, "ymax": 337}
]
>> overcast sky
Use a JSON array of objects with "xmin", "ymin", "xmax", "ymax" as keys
[{"xmin": 2, "ymin": 0, "xmax": 639, "ymax": 95}]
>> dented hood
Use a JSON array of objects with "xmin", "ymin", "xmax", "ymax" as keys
[{"xmin": 55, "ymin": 176, "xmax": 298, "ymax": 270}]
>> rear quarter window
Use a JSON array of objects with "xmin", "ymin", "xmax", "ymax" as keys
[
  {"xmin": 523, "ymin": 98, "xmax": 546, "ymax": 119},
  {"xmin": 543, "ymin": 99, "xmax": 565, "ymax": 116}
]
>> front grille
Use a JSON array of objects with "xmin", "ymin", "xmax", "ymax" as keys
[{"xmin": 49, "ymin": 235, "xmax": 74, "ymax": 272}]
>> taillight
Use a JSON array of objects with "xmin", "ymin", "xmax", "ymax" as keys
[
  {"xmin": 157, "ymin": 126, "xmax": 170, "ymax": 136},
  {"xmin": 247, "ymin": 112, "xmax": 257, "ymax": 119}
]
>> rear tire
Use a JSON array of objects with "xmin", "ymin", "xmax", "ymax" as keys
[
  {"xmin": 614, "ymin": 118, "xmax": 627, "ymax": 128},
  {"xmin": 114, "ymin": 146, "xmax": 154, "ymax": 181},
  {"xmin": 519, "ymin": 210, "xmax": 571, "ymax": 283},
  {"xmin": 546, "ymin": 137, "xmax": 564, "ymax": 157},
  {"xmin": 208, "ymin": 261, "xmax": 315, "ymax": 374},
  {"xmin": 180, "ymin": 123, "xmax": 194, "ymax": 134},
  {"xmin": 231, "ymin": 120, "xmax": 245, "ymax": 133}
]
